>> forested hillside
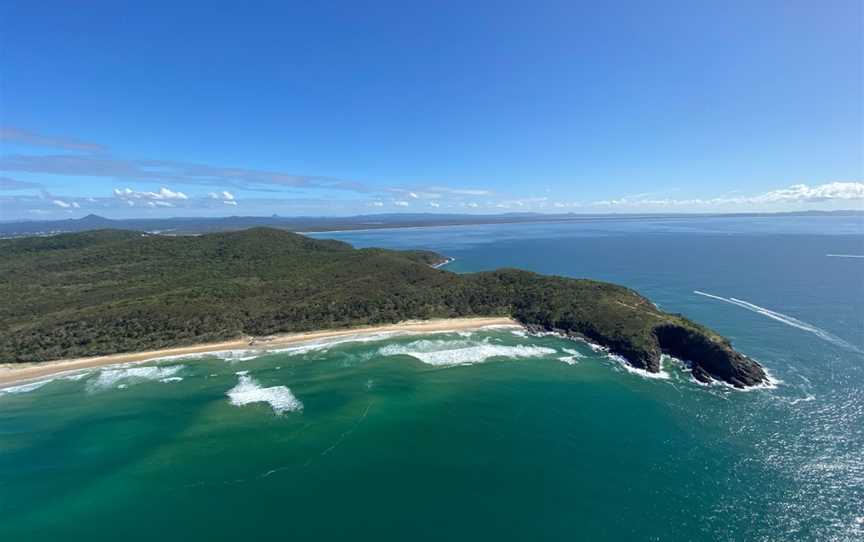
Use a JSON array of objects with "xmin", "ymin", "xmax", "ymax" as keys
[{"xmin": 0, "ymin": 228, "xmax": 767, "ymax": 387}]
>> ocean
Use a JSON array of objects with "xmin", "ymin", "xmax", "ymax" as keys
[{"xmin": 1, "ymin": 215, "xmax": 862, "ymax": 541}]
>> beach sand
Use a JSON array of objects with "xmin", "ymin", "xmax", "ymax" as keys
[{"xmin": 0, "ymin": 317, "xmax": 519, "ymax": 387}]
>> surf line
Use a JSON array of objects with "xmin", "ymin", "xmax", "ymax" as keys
[{"xmin": 693, "ymin": 291, "xmax": 861, "ymax": 353}]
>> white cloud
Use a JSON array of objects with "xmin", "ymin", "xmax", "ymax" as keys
[
  {"xmin": 369, "ymin": 201, "xmax": 384, "ymax": 207},
  {"xmin": 208, "ymin": 190, "xmax": 238, "ymax": 206},
  {"xmin": 393, "ymin": 200, "xmax": 410, "ymax": 207},
  {"xmin": 146, "ymin": 201, "xmax": 174, "ymax": 208},
  {"xmin": 590, "ymin": 181, "xmax": 864, "ymax": 210},
  {"xmin": 208, "ymin": 190, "xmax": 235, "ymax": 201},
  {"xmin": 429, "ymin": 201, "xmax": 440, "ymax": 208},
  {"xmin": 386, "ymin": 186, "xmax": 494, "ymax": 203},
  {"xmin": 464, "ymin": 202, "xmax": 479, "ymax": 208},
  {"xmin": 749, "ymin": 182, "xmax": 864, "ymax": 203},
  {"xmin": 113, "ymin": 186, "xmax": 188, "ymax": 201},
  {"xmin": 494, "ymin": 197, "xmax": 547, "ymax": 209},
  {"xmin": 52, "ymin": 199, "xmax": 79, "ymax": 209},
  {"xmin": 428, "ymin": 186, "xmax": 494, "ymax": 197}
]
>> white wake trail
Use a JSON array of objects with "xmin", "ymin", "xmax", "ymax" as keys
[
  {"xmin": 693, "ymin": 291, "xmax": 860, "ymax": 353},
  {"xmin": 826, "ymin": 254, "xmax": 864, "ymax": 259}
]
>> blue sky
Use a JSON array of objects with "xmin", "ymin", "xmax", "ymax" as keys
[{"xmin": 1, "ymin": 0, "xmax": 862, "ymax": 219}]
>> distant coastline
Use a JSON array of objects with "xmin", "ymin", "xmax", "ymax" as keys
[
  {"xmin": 0, "ymin": 317, "xmax": 518, "ymax": 388},
  {"xmin": 1, "ymin": 209, "xmax": 861, "ymax": 239}
]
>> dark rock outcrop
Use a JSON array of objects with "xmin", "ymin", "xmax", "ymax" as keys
[
  {"xmin": 522, "ymin": 321, "xmax": 768, "ymax": 389},
  {"xmin": 653, "ymin": 324, "xmax": 768, "ymax": 388}
]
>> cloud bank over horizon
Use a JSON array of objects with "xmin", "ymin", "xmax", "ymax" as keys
[{"xmin": 1, "ymin": 126, "xmax": 861, "ymax": 219}]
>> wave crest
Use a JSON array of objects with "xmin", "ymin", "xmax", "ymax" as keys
[
  {"xmin": 89, "ymin": 365, "xmax": 184, "ymax": 390},
  {"xmin": 0, "ymin": 379, "xmax": 54, "ymax": 396},
  {"xmin": 378, "ymin": 338, "xmax": 557, "ymax": 366}
]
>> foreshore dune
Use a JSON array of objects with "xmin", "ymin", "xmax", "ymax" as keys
[{"xmin": 0, "ymin": 317, "xmax": 518, "ymax": 388}]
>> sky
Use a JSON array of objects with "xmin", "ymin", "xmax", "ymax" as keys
[{"xmin": 0, "ymin": 0, "xmax": 862, "ymax": 219}]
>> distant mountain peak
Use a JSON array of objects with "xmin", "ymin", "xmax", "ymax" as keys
[{"xmin": 78, "ymin": 214, "xmax": 109, "ymax": 222}]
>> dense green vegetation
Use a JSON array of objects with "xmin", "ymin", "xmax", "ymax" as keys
[{"xmin": 0, "ymin": 228, "xmax": 766, "ymax": 386}]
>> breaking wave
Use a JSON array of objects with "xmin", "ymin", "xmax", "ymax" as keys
[
  {"xmin": 378, "ymin": 338, "xmax": 557, "ymax": 366},
  {"xmin": 227, "ymin": 375, "xmax": 303, "ymax": 414},
  {"xmin": 0, "ymin": 379, "xmax": 54, "ymax": 396},
  {"xmin": 694, "ymin": 291, "xmax": 860, "ymax": 352},
  {"xmin": 152, "ymin": 349, "xmax": 260, "ymax": 363},
  {"xmin": 607, "ymin": 353, "xmax": 671, "ymax": 380},
  {"xmin": 89, "ymin": 365, "xmax": 185, "ymax": 391},
  {"xmin": 559, "ymin": 348, "xmax": 584, "ymax": 365}
]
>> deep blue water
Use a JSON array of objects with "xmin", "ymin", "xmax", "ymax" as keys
[{"xmin": 311, "ymin": 214, "xmax": 864, "ymax": 540}]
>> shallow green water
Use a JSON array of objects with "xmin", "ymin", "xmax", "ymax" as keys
[
  {"xmin": 2, "ymin": 216, "xmax": 863, "ymax": 541},
  {"xmin": 0, "ymin": 331, "xmax": 765, "ymax": 541}
]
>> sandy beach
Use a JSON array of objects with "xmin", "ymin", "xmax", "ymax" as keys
[{"xmin": 0, "ymin": 317, "xmax": 519, "ymax": 388}]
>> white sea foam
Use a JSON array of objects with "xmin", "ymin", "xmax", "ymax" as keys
[
  {"xmin": 159, "ymin": 377, "xmax": 184, "ymax": 383},
  {"xmin": 148, "ymin": 327, "xmax": 523, "ymax": 368},
  {"xmin": 586, "ymin": 342, "xmax": 607, "ymax": 353},
  {"xmin": 378, "ymin": 338, "xmax": 556, "ymax": 366},
  {"xmin": 687, "ymin": 363, "xmax": 782, "ymax": 392},
  {"xmin": 694, "ymin": 290, "xmax": 860, "ymax": 352},
  {"xmin": 607, "ymin": 353, "xmax": 671, "ymax": 380},
  {"xmin": 153, "ymin": 349, "xmax": 260, "ymax": 363},
  {"xmin": 826, "ymin": 254, "xmax": 864, "ymax": 259},
  {"xmin": 212, "ymin": 350, "xmax": 260, "ymax": 362},
  {"xmin": 263, "ymin": 331, "xmax": 404, "ymax": 357},
  {"xmin": 0, "ymin": 379, "xmax": 54, "ymax": 396},
  {"xmin": 151, "ymin": 338, "xmax": 354, "ymax": 364},
  {"xmin": 431, "ymin": 257, "xmax": 455, "ymax": 269},
  {"xmin": 89, "ymin": 365, "xmax": 185, "ymax": 390},
  {"xmin": 227, "ymin": 375, "xmax": 303, "ymax": 414},
  {"xmin": 478, "ymin": 324, "xmax": 522, "ymax": 331},
  {"xmin": 743, "ymin": 368, "xmax": 782, "ymax": 391},
  {"xmin": 533, "ymin": 332, "xmax": 675, "ymax": 381},
  {"xmin": 558, "ymin": 348, "xmax": 585, "ymax": 365}
]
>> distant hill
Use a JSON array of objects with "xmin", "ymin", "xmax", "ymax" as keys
[
  {"xmin": 0, "ymin": 227, "xmax": 768, "ymax": 387},
  {"xmin": 1, "ymin": 210, "xmax": 861, "ymax": 239}
]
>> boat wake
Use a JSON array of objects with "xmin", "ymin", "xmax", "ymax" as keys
[{"xmin": 694, "ymin": 291, "xmax": 860, "ymax": 353}]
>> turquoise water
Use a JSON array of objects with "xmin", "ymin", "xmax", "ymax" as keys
[{"xmin": 2, "ymin": 215, "xmax": 863, "ymax": 541}]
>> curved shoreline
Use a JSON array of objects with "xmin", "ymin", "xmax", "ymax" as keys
[{"xmin": 0, "ymin": 317, "xmax": 518, "ymax": 388}]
